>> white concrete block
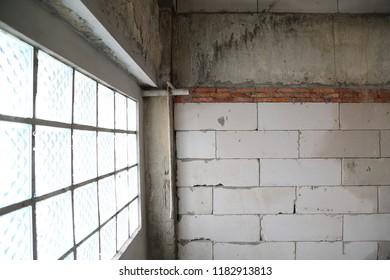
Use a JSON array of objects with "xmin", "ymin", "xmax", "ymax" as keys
[
  {"xmin": 296, "ymin": 242, "xmax": 377, "ymax": 260},
  {"xmin": 296, "ymin": 186, "xmax": 377, "ymax": 214},
  {"xmin": 214, "ymin": 242, "xmax": 295, "ymax": 260},
  {"xmin": 178, "ymin": 187, "xmax": 212, "ymax": 215},
  {"xmin": 178, "ymin": 0, "xmax": 257, "ymax": 13},
  {"xmin": 178, "ymin": 241, "xmax": 212, "ymax": 260},
  {"xmin": 338, "ymin": 0, "xmax": 390, "ymax": 13},
  {"xmin": 178, "ymin": 215, "xmax": 260, "ymax": 242},
  {"xmin": 379, "ymin": 187, "xmax": 390, "ymax": 213},
  {"xmin": 174, "ymin": 103, "xmax": 257, "ymax": 131},
  {"xmin": 177, "ymin": 159, "xmax": 259, "ymax": 187},
  {"xmin": 300, "ymin": 131, "xmax": 380, "ymax": 158},
  {"xmin": 261, "ymin": 215, "xmax": 342, "ymax": 241},
  {"xmin": 381, "ymin": 130, "xmax": 390, "ymax": 157},
  {"xmin": 258, "ymin": 103, "xmax": 339, "ymax": 130},
  {"xmin": 344, "ymin": 214, "xmax": 390, "ymax": 241},
  {"xmin": 260, "ymin": 159, "xmax": 341, "ymax": 186},
  {"xmin": 176, "ymin": 131, "xmax": 215, "ymax": 159},
  {"xmin": 342, "ymin": 159, "xmax": 390, "ymax": 185},
  {"xmin": 340, "ymin": 103, "xmax": 390, "ymax": 129},
  {"xmin": 259, "ymin": 0, "xmax": 337, "ymax": 13},
  {"xmin": 214, "ymin": 187, "xmax": 295, "ymax": 214},
  {"xmin": 217, "ymin": 131, "xmax": 298, "ymax": 159},
  {"xmin": 378, "ymin": 242, "xmax": 390, "ymax": 260}
]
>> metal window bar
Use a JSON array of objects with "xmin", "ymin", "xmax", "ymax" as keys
[{"xmin": 0, "ymin": 30, "xmax": 140, "ymax": 260}]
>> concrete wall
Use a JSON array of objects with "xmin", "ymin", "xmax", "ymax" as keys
[
  {"xmin": 175, "ymin": 102, "xmax": 390, "ymax": 260},
  {"xmin": 173, "ymin": 14, "xmax": 390, "ymax": 87}
]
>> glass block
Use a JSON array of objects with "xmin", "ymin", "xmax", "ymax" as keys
[
  {"xmin": 73, "ymin": 130, "xmax": 97, "ymax": 184},
  {"xmin": 0, "ymin": 30, "xmax": 33, "ymax": 118},
  {"xmin": 98, "ymin": 132, "xmax": 114, "ymax": 176},
  {"xmin": 37, "ymin": 51, "xmax": 73, "ymax": 123},
  {"xmin": 115, "ymin": 93, "xmax": 127, "ymax": 130},
  {"xmin": 129, "ymin": 198, "xmax": 140, "ymax": 237},
  {"xmin": 128, "ymin": 133, "xmax": 137, "ymax": 166},
  {"xmin": 98, "ymin": 176, "xmax": 116, "ymax": 225},
  {"xmin": 128, "ymin": 166, "xmax": 138, "ymax": 201},
  {"xmin": 116, "ymin": 208, "xmax": 129, "ymax": 251},
  {"xmin": 36, "ymin": 192, "xmax": 73, "ymax": 260},
  {"xmin": 35, "ymin": 126, "xmax": 71, "ymax": 196},
  {"xmin": 62, "ymin": 251, "xmax": 74, "ymax": 260},
  {"xmin": 74, "ymin": 183, "xmax": 98, "ymax": 243},
  {"xmin": 116, "ymin": 171, "xmax": 129, "ymax": 211},
  {"xmin": 100, "ymin": 218, "xmax": 116, "ymax": 260},
  {"xmin": 0, "ymin": 207, "xmax": 32, "ymax": 260},
  {"xmin": 127, "ymin": 98, "xmax": 137, "ymax": 131},
  {"xmin": 74, "ymin": 71, "xmax": 97, "ymax": 126},
  {"xmin": 98, "ymin": 84, "xmax": 114, "ymax": 129},
  {"xmin": 76, "ymin": 232, "xmax": 99, "ymax": 260},
  {"xmin": 115, "ymin": 133, "xmax": 127, "ymax": 170},
  {"xmin": 0, "ymin": 121, "xmax": 31, "ymax": 208}
]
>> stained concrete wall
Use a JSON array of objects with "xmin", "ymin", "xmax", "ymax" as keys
[
  {"xmin": 175, "ymin": 102, "xmax": 390, "ymax": 260},
  {"xmin": 173, "ymin": 14, "xmax": 390, "ymax": 87}
]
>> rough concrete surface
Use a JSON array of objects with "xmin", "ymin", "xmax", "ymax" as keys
[{"xmin": 173, "ymin": 13, "xmax": 390, "ymax": 87}]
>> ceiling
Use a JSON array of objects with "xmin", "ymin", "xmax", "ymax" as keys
[{"xmin": 171, "ymin": 0, "xmax": 390, "ymax": 14}]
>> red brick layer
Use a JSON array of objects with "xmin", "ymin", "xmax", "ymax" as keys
[{"xmin": 173, "ymin": 87, "xmax": 390, "ymax": 103}]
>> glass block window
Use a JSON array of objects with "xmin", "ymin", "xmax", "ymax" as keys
[{"xmin": 0, "ymin": 30, "xmax": 140, "ymax": 260}]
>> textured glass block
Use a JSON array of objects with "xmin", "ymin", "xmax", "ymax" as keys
[
  {"xmin": 116, "ymin": 208, "xmax": 129, "ymax": 251},
  {"xmin": 98, "ymin": 132, "xmax": 114, "ymax": 176},
  {"xmin": 35, "ymin": 126, "xmax": 71, "ymax": 196},
  {"xmin": 62, "ymin": 251, "xmax": 74, "ymax": 260},
  {"xmin": 115, "ymin": 133, "xmax": 127, "ymax": 170},
  {"xmin": 128, "ymin": 133, "xmax": 137, "ymax": 166},
  {"xmin": 116, "ymin": 171, "xmax": 129, "ymax": 211},
  {"xmin": 76, "ymin": 232, "xmax": 99, "ymax": 260},
  {"xmin": 129, "ymin": 199, "xmax": 140, "ymax": 237},
  {"xmin": 73, "ymin": 130, "xmax": 97, "ymax": 184},
  {"xmin": 100, "ymin": 218, "xmax": 116, "ymax": 260},
  {"xmin": 36, "ymin": 192, "xmax": 73, "ymax": 260},
  {"xmin": 127, "ymin": 98, "xmax": 137, "ymax": 131},
  {"xmin": 0, "ymin": 121, "xmax": 31, "ymax": 207},
  {"xmin": 74, "ymin": 183, "xmax": 98, "ymax": 243},
  {"xmin": 74, "ymin": 71, "xmax": 97, "ymax": 126},
  {"xmin": 115, "ymin": 93, "xmax": 127, "ymax": 130},
  {"xmin": 0, "ymin": 30, "xmax": 33, "ymax": 118},
  {"xmin": 98, "ymin": 84, "xmax": 114, "ymax": 129},
  {"xmin": 0, "ymin": 207, "xmax": 32, "ymax": 260},
  {"xmin": 37, "ymin": 51, "xmax": 73, "ymax": 123},
  {"xmin": 128, "ymin": 166, "xmax": 138, "ymax": 201},
  {"xmin": 98, "ymin": 176, "xmax": 116, "ymax": 224}
]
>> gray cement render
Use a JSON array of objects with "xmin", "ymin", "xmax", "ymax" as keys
[{"xmin": 173, "ymin": 14, "xmax": 390, "ymax": 87}]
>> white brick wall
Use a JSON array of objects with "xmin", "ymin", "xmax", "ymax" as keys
[
  {"xmin": 258, "ymin": 103, "xmax": 339, "ymax": 130},
  {"xmin": 342, "ymin": 159, "xmax": 390, "ymax": 185},
  {"xmin": 261, "ymin": 215, "xmax": 342, "ymax": 241},
  {"xmin": 296, "ymin": 187, "xmax": 377, "ymax": 213},
  {"xmin": 379, "ymin": 187, "xmax": 390, "ymax": 213},
  {"xmin": 344, "ymin": 214, "xmax": 390, "ymax": 241},
  {"xmin": 174, "ymin": 103, "xmax": 257, "ymax": 130},
  {"xmin": 178, "ymin": 215, "xmax": 260, "ymax": 242},
  {"xmin": 300, "ymin": 130, "xmax": 380, "ymax": 158},
  {"xmin": 178, "ymin": 241, "xmax": 212, "ymax": 260},
  {"xmin": 214, "ymin": 242, "xmax": 295, "ymax": 260},
  {"xmin": 176, "ymin": 131, "xmax": 215, "ymax": 159},
  {"xmin": 340, "ymin": 103, "xmax": 390, "ymax": 129},
  {"xmin": 214, "ymin": 187, "xmax": 295, "ymax": 214},
  {"xmin": 178, "ymin": 187, "xmax": 212, "ymax": 214},
  {"xmin": 175, "ymin": 102, "xmax": 390, "ymax": 259},
  {"xmin": 260, "ymin": 159, "xmax": 341, "ymax": 186},
  {"xmin": 296, "ymin": 242, "xmax": 377, "ymax": 260},
  {"xmin": 217, "ymin": 131, "xmax": 298, "ymax": 158},
  {"xmin": 177, "ymin": 159, "xmax": 259, "ymax": 187}
]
